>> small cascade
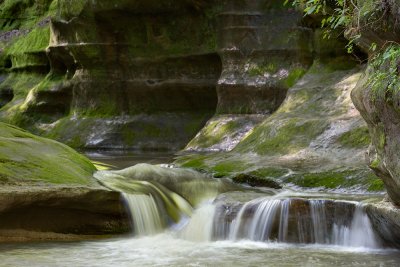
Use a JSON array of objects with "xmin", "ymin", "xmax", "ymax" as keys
[
  {"xmin": 332, "ymin": 204, "xmax": 379, "ymax": 248},
  {"xmin": 213, "ymin": 197, "xmax": 380, "ymax": 248},
  {"xmin": 179, "ymin": 202, "xmax": 216, "ymax": 242},
  {"xmin": 123, "ymin": 193, "xmax": 164, "ymax": 236},
  {"xmin": 310, "ymin": 200, "xmax": 329, "ymax": 244}
]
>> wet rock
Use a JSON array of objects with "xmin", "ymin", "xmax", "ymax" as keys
[
  {"xmin": 365, "ymin": 201, "xmax": 400, "ymax": 248},
  {"xmin": 232, "ymin": 173, "xmax": 282, "ymax": 189},
  {"xmin": 94, "ymin": 163, "xmax": 242, "ymax": 206}
]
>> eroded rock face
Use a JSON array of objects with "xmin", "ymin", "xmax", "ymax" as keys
[
  {"xmin": 0, "ymin": 0, "xmax": 338, "ymax": 152},
  {"xmin": 177, "ymin": 63, "xmax": 382, "ymax": 192},
  {"xmin": 0, "ymin": 0, "xmax": 222, "ymax": 150},
  {"xmin": 349, "ymin": 1, "xmax": 400, "ymax": 205},
  {"xmin": 216, "ymin": 0, "xmax": 313, "ymax": 115},
  {"xmin": 352, "ymin": 69, "xmax": 400, "ymax": 205}
]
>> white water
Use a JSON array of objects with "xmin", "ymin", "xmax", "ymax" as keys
[
  {"xmin": 0, "ymin": 189, "xmax": 396, "ymax": 267},
  {"xmin": 123, "ymin": 193, "xmax": 164, "ymax": 236},
  {"xmin": 211, "ymin": 197, "xmax": 380, "ymax": 248},
  {"xmin": 179, "ymin": 201, "xmax": 216, "ymax": 242},
  {"xmin": 332, "ymin": 204, "xmax": 379, "ymax": 248}
]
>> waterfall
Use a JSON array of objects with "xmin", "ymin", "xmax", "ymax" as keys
[
  {"xmin": 310, "ymin": 199, "xmax": 329, "ymax": 244},
  {"xmin": 179, "ymin": 201, "xmax": 216, "ymax": 242},
  {"xmin": 214, "ymin": 197, "xmax": 380, "ymax": 248},
  {"xmin": 228, "ymin": 199, "xmax": 282, "ymax": 241},
  {"xmin": 331, "ymin": 204, "xmax": 379, "ymax": 248},
  {"xmin": 123, "ymin": 193, "xmax": 164, "ymax": 236}
]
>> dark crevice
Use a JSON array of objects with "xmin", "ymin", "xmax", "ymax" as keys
[{"xmin": 0, "ymin": 87, "xmax": 14, "ymax": 108}]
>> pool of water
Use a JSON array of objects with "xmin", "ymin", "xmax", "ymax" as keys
[
  {"xmin": 0, "ymin": 234, "xmax": 399, "ymax": 267},
  {"xmin": 84, "ymin": 151, "xmax": 176, "ymax": 169}
]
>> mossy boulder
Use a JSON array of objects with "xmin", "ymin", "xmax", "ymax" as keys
[
  {"xmin": 0, "ymin": 122, "xmax": 130, "ymax": 241},
  {"xmin": 0, "ymin": 122, "xmax": 96, "ymax": 185}
]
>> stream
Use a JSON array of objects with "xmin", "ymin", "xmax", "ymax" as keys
[{"xmin": 0, "ymin": 153, "xmax": 399, "ymax": 267}]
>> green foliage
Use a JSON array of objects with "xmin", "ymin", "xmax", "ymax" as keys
[
  {"xmin": 287, "ymin": 0, "xmax": 352, "ymax": 28},
  {"xmin": 368, "ymin": 44, "xmax": 400, "ymax": 101},
  {"xmin": 286, "ymin": 0, "xmax": 378, "ymax": 53}
]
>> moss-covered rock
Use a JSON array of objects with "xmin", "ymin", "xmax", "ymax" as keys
[
  {"xmin": 0, "ymin": 0, "xmax": 221, "ymax": 151},
  {"xmin": 0, "ymin": 122, "xmax": 130, "ymax": 241},
  {"xmin": 285, "ymin": 169, "xmax": 383, "ymax": 192},
  {"xmin": 352, "ymin": 46, "xmax": 400, "ymax": 204},
  {"xmin": 0, "ymin": 122, "xmax": 96, "ymax": 185},
  {"xmin": 177, "ymin": 63, "xmax": 378, "ymax": 192},
  {"xmin": 231, "ymin": 173, "xmax": 282, "ymax": 189}
]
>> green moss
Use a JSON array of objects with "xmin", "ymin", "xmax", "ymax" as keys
[
  {"xmin": 0, "ymin": 72, "xmax": 45, "ymax": 99},
  {"xmin": 189, "ymin": 120, "xmax": 241, "ymax": 148},
  {"xmin": 232, "ymin": 173, "xmax": 282, "ymax": 188},
  {"xmin": 370, "ymin": 158, "xmax": 380, "ymax": 169},
  {"xmin": 367, "ymin": 178, "xmax": 384, "ymax": 191},
  {"xmin": 283, "ymin": 67, "xmax": 307, "ymax": 87},
  {"xmin": 0, "ymin": 0, "xmax": 54, "ymax": 30},
  {"xmin": 285, "ymin": 169, "xmax": 384, "ymax": 191},
  {"xmin": 248, "ymin": 63, "xmax": 278, "ymax": 77},
  {"xmin": 178, "ymin": 155, "xmax": 207, "ymax": 170},
  {"xmin": 212, "ymin": 160, "xmax": 249, "ymax": 177},
  {"xmin": 7, "ymin": 27, "xmax": 50, "ymax": 54},
  {"xmin": 236, "ymin": 118, "xmax": 328, "ymax": 155},
  {"xmin": 54, "ymin": 0, "xmax": 88, "ymax": 21},
  {"xmin": 338, "ymin": 126, "xmax": 371, "ymax": 148},
  {"xmin": 249, "ymin": 167, "xmax": 289, "ymax": 179},
  {"xmin": 0, "ymin": 122, "xmax": 96, "ymax": 185},
  {"xmin": 287, "ymin": 172, "xmax": 348, "ymax": 189}
]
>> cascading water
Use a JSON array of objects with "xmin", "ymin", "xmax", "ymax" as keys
[
  {"xmin": 95, "ymin": 164, "xmax": 381, "ymax": 249},
  {"xmin": 213, "ymin": 197, "xmax": 380, "ymax": 248},
  {"xmin": 178, "ymin": 201, "xmax": 216, "ymax": 242},
  {"xmin": 331, "ymin": 203, "xmax": 379, "ymax": 248},
  {"xmin": 123, "ymin": 193, "xmax": 164, "ymax": 236}
]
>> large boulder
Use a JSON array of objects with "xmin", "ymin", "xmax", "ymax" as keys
[{"xmin": 0, "ymin": 122, "xmax": 129, "ymax": 241}]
